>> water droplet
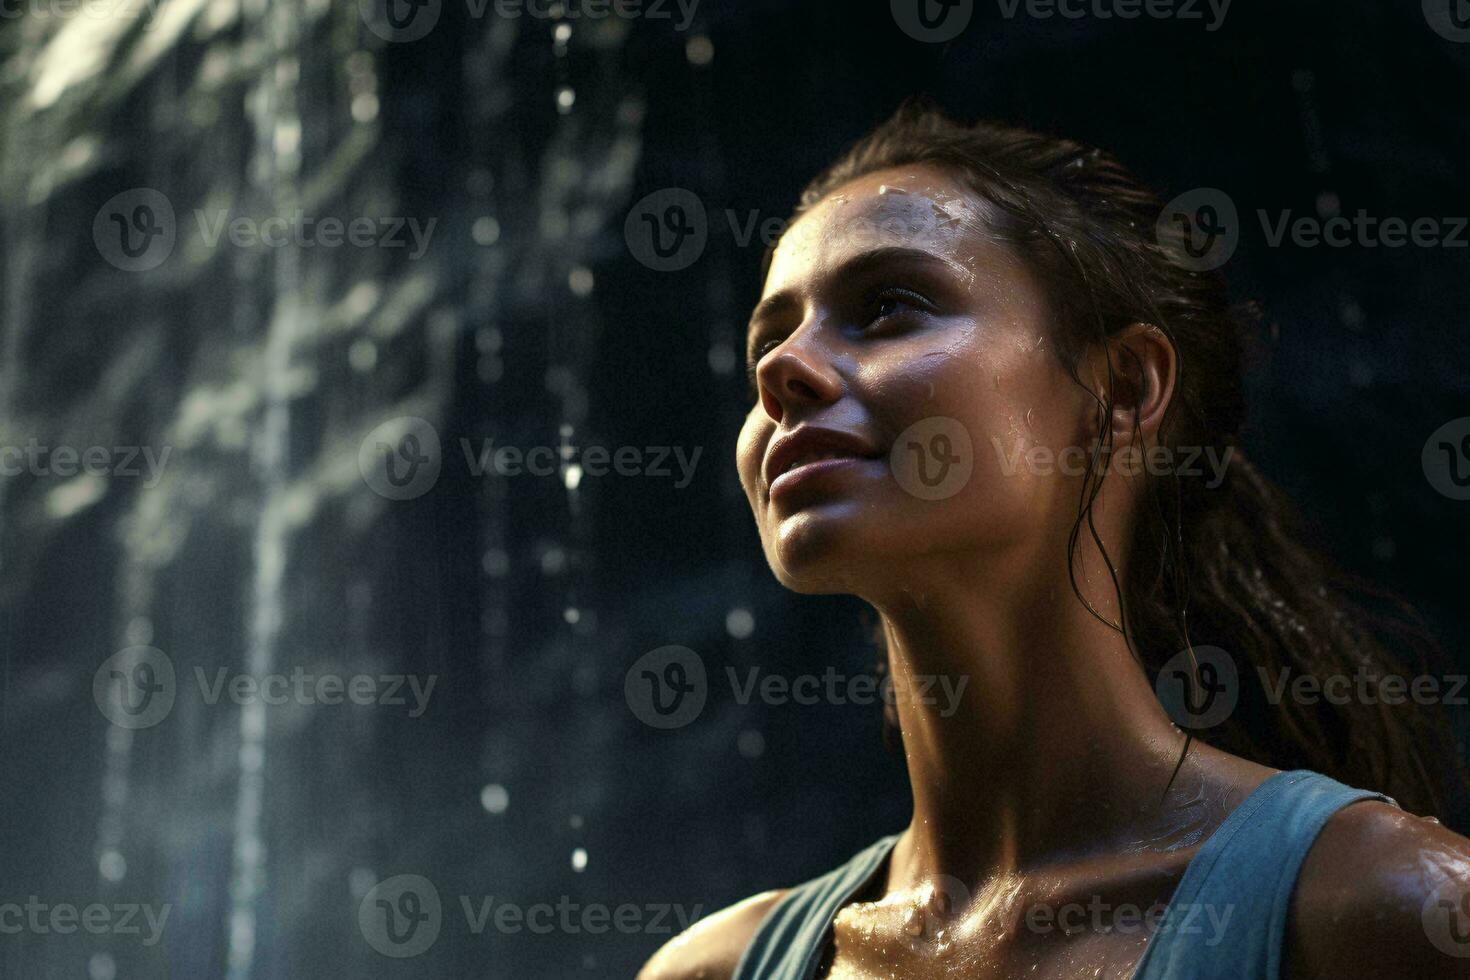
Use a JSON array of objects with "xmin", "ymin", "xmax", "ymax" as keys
[
  {"xmin": 88, "ymin": 952, "xmax": 116, "ymax": 980},
  {"xmin": 99, "ymin": 849, "xmax": 127, "ymax": 883},
  {"xmin": 472, "ymin": 216, "xmax": 501, "ymax": 246},
  {"xmin": 480, "ymin": 783, "xmax": 509, "ymax": 814},
  {"xmin": 686, "ymin": 35, "xmax": 714, "ymax": 66},
  {"xmin": 725, "ymin": 607, "xmax": 755, "ymax": 639}
]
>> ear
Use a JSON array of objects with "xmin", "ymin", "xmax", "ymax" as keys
[{"xmin": 1090, "ymin": 323, "xmax": 1177, "ymax": 447}]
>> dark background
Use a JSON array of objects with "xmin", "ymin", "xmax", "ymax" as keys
[{"xmin": 1, "ymin": 0, "xmax": 1468, "ymax": 976}]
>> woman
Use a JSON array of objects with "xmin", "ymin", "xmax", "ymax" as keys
[{"xmin": 640, "ymin": 102, "xmax": 1470, "ymax": 979}]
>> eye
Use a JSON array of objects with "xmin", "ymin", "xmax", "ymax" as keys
[{"xmin": 865, "ymin": 286, "xmax": 934, "ymax": 327}]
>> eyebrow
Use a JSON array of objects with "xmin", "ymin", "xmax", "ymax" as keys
[{"xmin": 745, "ymin": 245, "xmax": 967, "ymax": 349}]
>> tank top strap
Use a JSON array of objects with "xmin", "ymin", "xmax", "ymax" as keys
[
  {"xmin": 732, "ymin": 832, "xmax": 901, "ymax": 980},
  {"xmin": 1132, "ymin": 769, "xmax": 1395, "ymax": 980}
]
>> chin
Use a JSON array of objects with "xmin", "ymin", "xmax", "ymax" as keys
[
  {"xmin": 764, "ymin": 509, "xmax": 887, "ymax": 595},
  {"xmin": 770, "ymin": 562, "xmax": 862, "ymax": 596}
]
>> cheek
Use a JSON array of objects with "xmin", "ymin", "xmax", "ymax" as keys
[
  {"xmin": 865, "ymin": 336, "xmax": 1037, "ymax": 457},
  {"xmin": 735, "ymin": 412, "xmax": 768, "ymax": 501},
  {"xmin": 870, "ymin": 339, "xmax": 1084, "ymax": 539}
]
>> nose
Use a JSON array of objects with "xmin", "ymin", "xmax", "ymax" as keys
[{"xmin": 754, "ymin": 329, "xmax": 843, "ymax": 424}]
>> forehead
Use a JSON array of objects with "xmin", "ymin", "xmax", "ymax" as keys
[{"xmin": 762, "ymin": 164, "xmax": 1001, "ymax": 297}]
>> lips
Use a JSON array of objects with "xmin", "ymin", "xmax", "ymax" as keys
[{"xmin": 763, "ymin": 427, "xmax": 882, "ymax": 490}]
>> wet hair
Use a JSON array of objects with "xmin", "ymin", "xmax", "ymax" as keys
[{"xmin": 761, "ymin": 97, "xmax": 1464, "ymax": 817}]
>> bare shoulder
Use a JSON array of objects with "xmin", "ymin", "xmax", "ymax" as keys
[
  {"xmin": 1287, "ymin": 798, "xmax": 1470, "ymax": 979},
  {"xmin": 636, "ymin": 888, "xmax": 788, "ymax": 980}
]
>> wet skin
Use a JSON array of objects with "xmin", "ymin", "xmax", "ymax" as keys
[{"xmin": 639, "ymin": 165, "xmax": 1470, "ymax": 980}]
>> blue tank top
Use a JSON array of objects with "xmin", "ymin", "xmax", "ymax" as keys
[{"xmin": 732, "ymin": 770, "xmax": 1393, "ymax": 979}]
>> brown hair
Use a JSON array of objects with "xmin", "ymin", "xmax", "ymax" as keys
[{"xmin": 763, "ymin": 98, "xmax": 1464, "ymax": 817}]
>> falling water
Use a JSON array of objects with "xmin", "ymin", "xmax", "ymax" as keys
[
  {"xmin": 1, "ymin": 0, "xmax": 650, "ymax": 972},
  {"xmin": 223, "ymin": 0, "xmax": 302, "ymax": 973}
]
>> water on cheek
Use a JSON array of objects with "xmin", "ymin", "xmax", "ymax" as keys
[
  {"xmin": 985, "ymin": 338, "xmax": 1068, "ymax": 452},
  {"xmin": 867, "ymin": 349, "xmax": 977, "ymax": 446}
]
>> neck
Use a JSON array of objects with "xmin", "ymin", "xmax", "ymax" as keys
[{"xmin": 863, "ymin": 550, "xmax": 1191, "ymax": 890}]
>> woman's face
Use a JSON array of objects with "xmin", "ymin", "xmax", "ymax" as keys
[{"xmin": 735, "ymin": 164, "xmax": 1099, "ymax": 598}]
